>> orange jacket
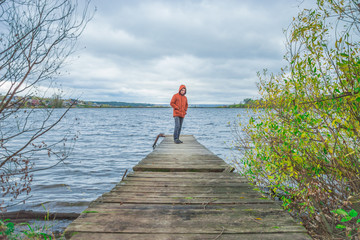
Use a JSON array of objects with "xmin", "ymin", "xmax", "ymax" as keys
[{"xmin": 170, "ymin": 85, "xmax": 188, "ymax": 118}]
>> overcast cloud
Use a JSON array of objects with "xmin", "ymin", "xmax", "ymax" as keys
[{"xmin": 59, "ymin": 0, "xmax": 315, "ymax": 104}]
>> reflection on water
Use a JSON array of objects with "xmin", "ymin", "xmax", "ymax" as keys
[{"xmin": 7, "ymin": 108, "xmax": 251, "ymax": 213}]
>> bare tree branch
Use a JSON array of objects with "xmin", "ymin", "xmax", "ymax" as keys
[{"xmin": 0, "ymin": 0, "xmax": 93, "ymax": 208}]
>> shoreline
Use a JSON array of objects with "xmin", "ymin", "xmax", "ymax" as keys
[
  {"xmin": 11, "ymin": 106, "xmax": 251, "ymax": 109},
  {"xmin": 1, "ymin": 210, "xmax": 79, "ymax": 223}
]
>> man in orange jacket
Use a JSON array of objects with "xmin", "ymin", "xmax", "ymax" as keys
[{"xmin": 170, "ymin": 85, "xmax": 188, "ymax": 144}]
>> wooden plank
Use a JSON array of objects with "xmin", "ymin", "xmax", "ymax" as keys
[
  {"xmin": 135, "ymin": 162, "xmax": 227, "ymax": 165},
  {"xmin": 84, "ymin": 203, "xmax": 284, "ymax": 211},
  {"xmin": 66, "ymin": 209, "xmax": 306, "ymax": 234},
  {"xmin": 127, "ymin": 172, "xmax": 244, "ymax": 179},
  {"xmin": 111, "ymin": 184, "xmax": 257, "ymax": 191},
  {"xmin": 121, "ymin": 177, "xmax": 248, "ymax": 183},
  {"xmin": 133, "ymin": 166, "xmax": 228, "ymax": 172},
  {"xmin": 95, "ymin": 197, "xmax": 273, "ymax": 205},
  {"xmin": 139, "ymin": 160, "xmax": 226, "ymax": 164},
  {"xmin": 116, "ymin": 181, "xmax": 251, "ymax": 187},
  {"xmin": 76, "ymin": 207, "xmax": 290, "ymax": 216},
  {"xmin": 110, "ymin": 186, "xmax": 258, "ymax": 194},
  {"xmin": 102, "ymin": 192, "xmax": 265, "ymax": 199},
  {"xmin": 144, "ymin": 155, "xmax": 223, "ymax": 160},
  {"xmin": 144, "ymin": 154, "xmax": 223, "ymax": 159},
  {"xmin": 69, "ymin": 233, "xmax": 310, "ymax": 240}
]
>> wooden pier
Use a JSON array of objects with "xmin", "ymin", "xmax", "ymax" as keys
[{"xmin": 65, "ymin": 135, "xmax": 310, "ymax": 239}]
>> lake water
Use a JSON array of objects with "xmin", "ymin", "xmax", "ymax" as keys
[{"xmin": 6, "ymin": 108, "xmax": 250, "ymax": 213}]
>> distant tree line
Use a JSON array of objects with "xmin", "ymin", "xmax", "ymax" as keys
[{"xmin": 226, "ymin": 98, "xmax": 264, "ymax": 108}]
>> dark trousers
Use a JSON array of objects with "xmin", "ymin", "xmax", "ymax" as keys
[{"xmin": 173, "ymin": 117, "xmax": 184, "ymax": 140}]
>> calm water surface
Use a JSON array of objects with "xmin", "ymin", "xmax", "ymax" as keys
[{"xmin": 8, "ymin": 108, "xmax": 251, "ymax": 213}]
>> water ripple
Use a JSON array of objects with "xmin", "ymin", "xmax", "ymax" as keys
[{"xmin": 7, "ymin": 108, "xmax": 248, "ymax": 213}]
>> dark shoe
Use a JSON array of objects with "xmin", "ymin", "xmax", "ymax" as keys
[
  {"xmin": 174, "ymin": 139, "xmax": 182, "ymax": 144},
  {"xmin": 179, "ymin": 140, "xmax": 183, "ymax": 143}
]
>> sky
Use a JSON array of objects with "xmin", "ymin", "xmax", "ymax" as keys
[{"xmin": 59, "ymin": 0, "xmax": 315, "ymax": 104}]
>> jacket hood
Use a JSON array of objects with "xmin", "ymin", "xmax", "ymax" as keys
[{"xmin": 179, "ymin": 85, "xmax": 186, "ymax": 95}]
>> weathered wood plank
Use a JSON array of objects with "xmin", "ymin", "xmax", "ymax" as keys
[
  {"xmin": 84, "ymin": 203, "xmax": 284, "ymax": 211},
  {"xmin": 144, "ymin": 156, "xmax": 224, "ymax": 161},
  {"xmin": 144, "ymin": 154, "xmax": 223, "ymax": 159},
  {"xmin": 66, "ymin": 210, "xmax": 306, "ymax": 234},
  {"xmin": 133, "ymin": 166, "xmax": 228, "ymax": 172},
  {"xmin": 137, "ymin": 162, "xmax": 227, "ymax": 167},
  {"xmin": 121, "ymin": 177, "xmax": 248, "ymax": 183},
  {"xmin": 116, "ymin": 181, "xmax": 252, "ymax": 187},
  {"xmin": 110, "ymin": 186, "xmax": 261, "ymax": 194},
  {"xmin": 69, "ymin": 233, "xmax": 311, "ymax": 240},
  {"xmin": 138, "ymin": 160, "xmax": 227, "ymax": 165},
  {"xmin": 127, "ymin": 172, "xmax": 244, "ymax": 179},
  {"xmin": 96, "ymin": 197, "xmax": 272, "ymax": 205},
  {"xmin": 102, "ymin": 193, "xmax": 265, "ymax": 200}
]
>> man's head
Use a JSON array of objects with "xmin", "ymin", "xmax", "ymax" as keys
[{"xmin": 179, "ymin": 85, "xmax": 186, "ymax": 95}]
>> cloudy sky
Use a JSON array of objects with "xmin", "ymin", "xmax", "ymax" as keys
[{"xmin": 60, "ymin": 0, "xmax": 314, "ymax": 104}]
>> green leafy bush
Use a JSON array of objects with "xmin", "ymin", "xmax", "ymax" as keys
[
  {"xmin": 235, "ymin": 0, "xmax": 360, "ymax": 239},
  {"xmin": 0, "ymin": 219, "xmax": 15, "ymax": 237}
]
